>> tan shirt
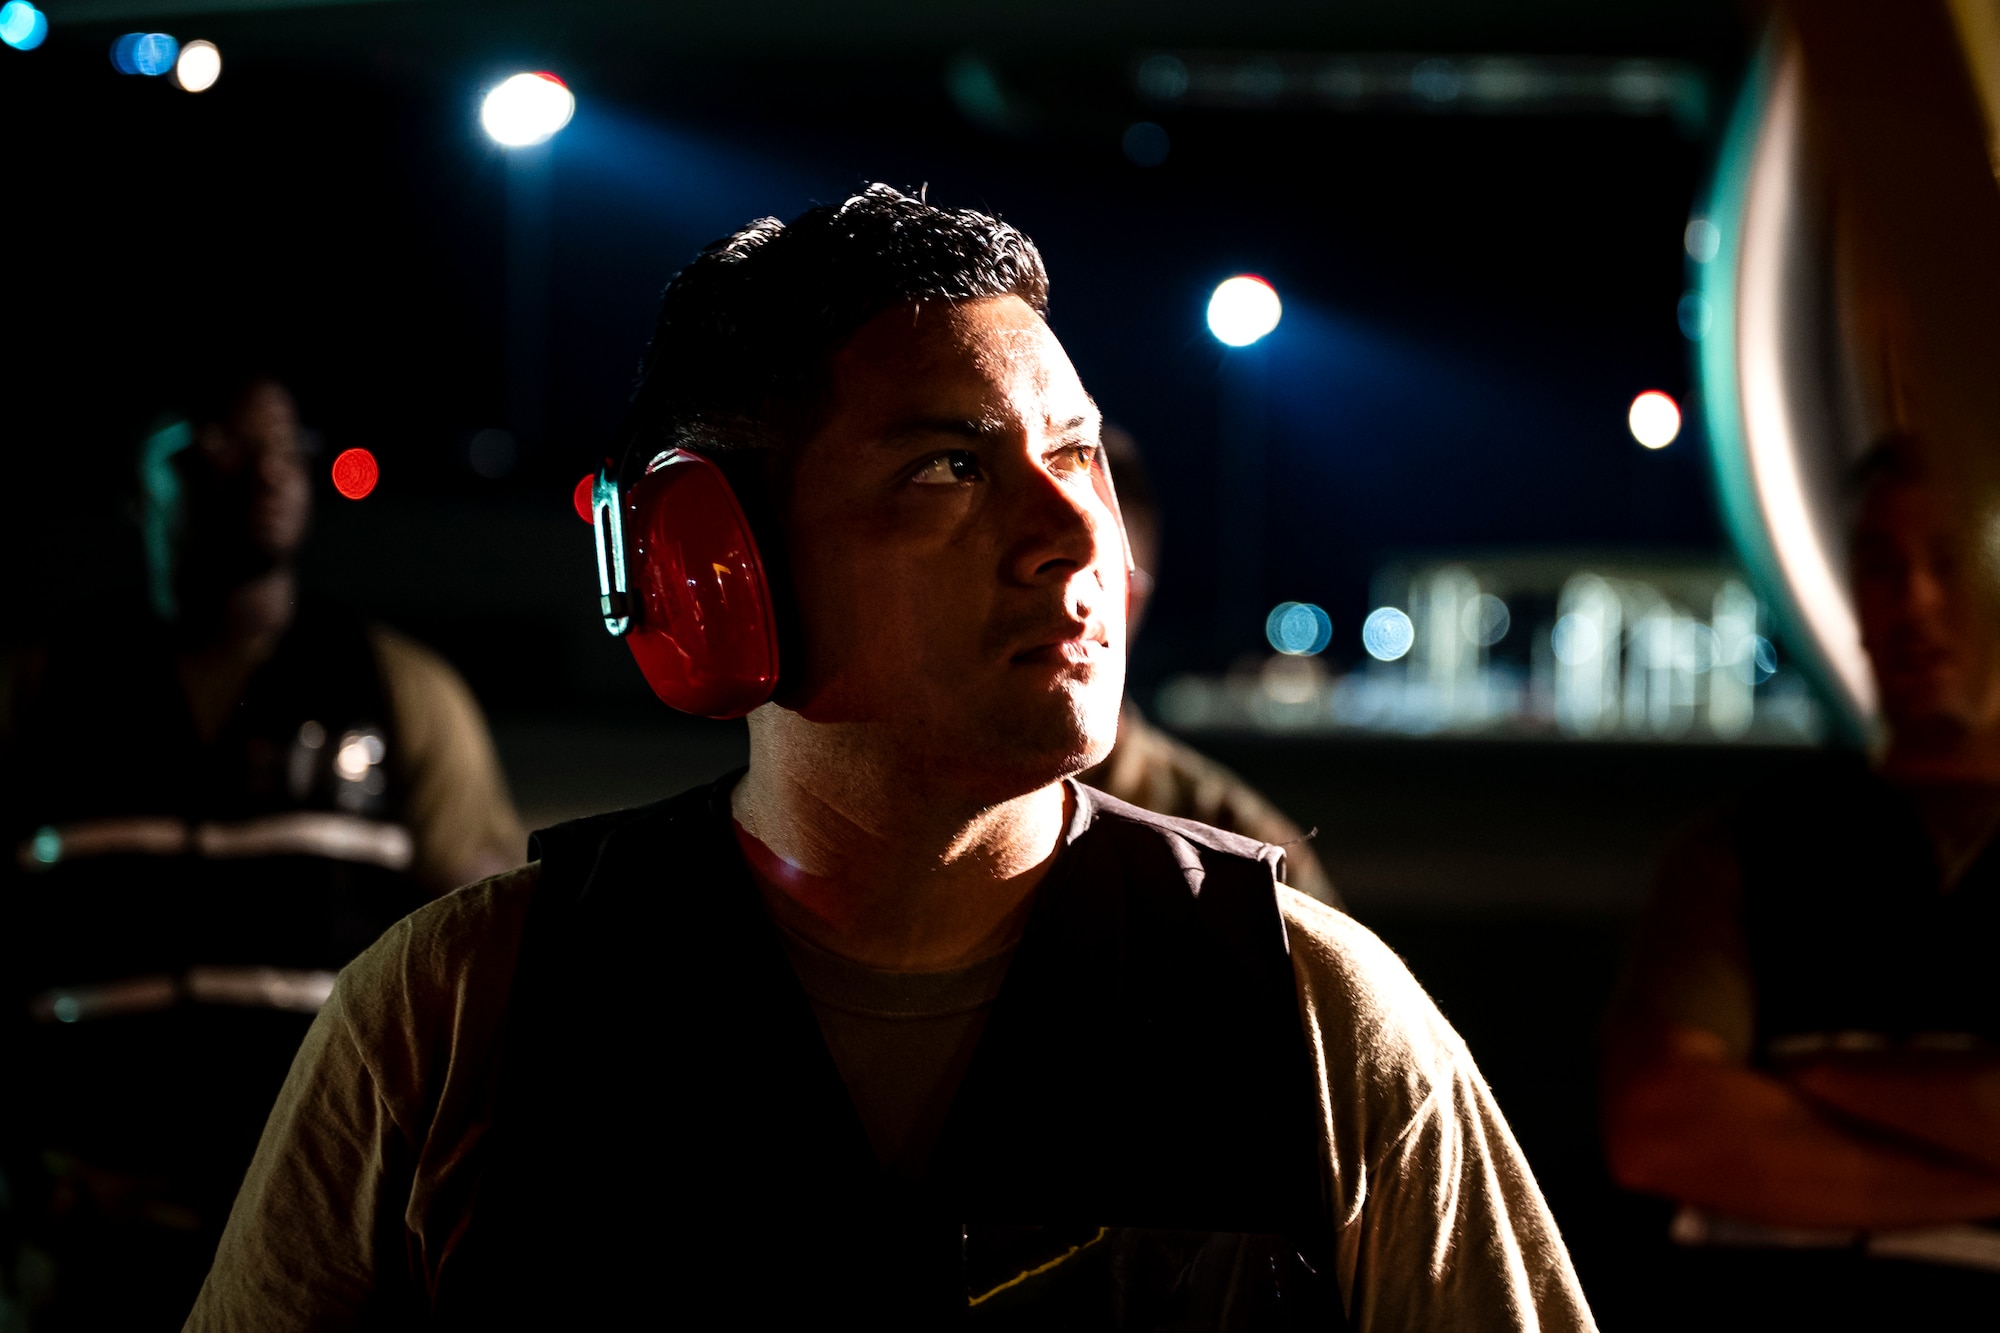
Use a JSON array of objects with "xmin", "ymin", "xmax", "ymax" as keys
[
  {"xmin": 776, "ymin": 922, "xmax": 1013, "ymax": 1177},
  {"xmin": 1082, "ymin": 705, "xmax": 1340, "ymax": 906},
  {"xmin": 367, "ymin": 627, "xmax": 525, "ymax": 893},
  {"xmin": 187, "ymin": 863, "xmax": 1592, "ymax": 1332}
]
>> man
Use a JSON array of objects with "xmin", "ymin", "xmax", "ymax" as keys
[
  {"xmin": 0, "ymin": 376, "xmax": 522, "ymax": 1328},
  {"xmin": 1603, "ymin": 442, "xmax": 2000, "ymax": 1326},
  {"xmin": 1080, "ymin": 427, "xmax": 1338, "ymax": 905},
  {"xmin": 188, "ymin": 186, "xmax": 1590, "ymax": 1330}
]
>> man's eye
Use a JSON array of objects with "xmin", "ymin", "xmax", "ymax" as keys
[
  {"xmin": 911, "ymin": 451, "xmax": 980, "ymax": 485},
  {"xmin": 1050, "ymin": 443, "xmax": 1098, "ymax": 476}
]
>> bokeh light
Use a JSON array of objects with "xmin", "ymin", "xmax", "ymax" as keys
[
  {"xmin": 0, "ymin": 2, "xmax": 47, "ymax": 51},
  {"xmin": 1207, "ymin": 275, "xmax": 1282, "ymax": 347},
  {"xmin": 1676, "ymin": 292, "xmax": 1711, "ymax": 342},
  {"xmin": 481, "ymin": 72, "xmax": 576, "ymax": 147},
  {"xmin": 1122, "ymin": 121, "xmax": 1170, "ymax": 167},
  {"xmin": 331, "ymin": 448, "xmax": 379, "ymax": 500},
  {"xmin": 572, "ymin": 472, "xmax": 597, "ymax": 523},
  {"xmin": 113, "ymin": 32, "xmax": 179, "ymax": 76},
  {"xmin": 1551, "ymin": 613, "xmax": 1602, "ymax": 665},
  {"xmin": 1628, "ymin": 390, "xmax": 1681, "ymax": 449},
  {"xmin": 1265, "ymin": 601, "xmax": 1332, "ymax": 656},
  {"xmin": 1461, "ymin": 593, "xmax": 1511, "ymax": 647},
  {"xmin": 467, "ymin": 428, "xmax": 517, "ymax": 478},
  {"xmin": 1362, "ymin": 606, "xmax": 1415, "ymax": 661},
  {"xmin": 174, "ymin": 39, "xmax": 220, "ymax": 92},
  {"xmin": 1684, "ymin": 218, "xmax": 1720, "ymax": 263}
]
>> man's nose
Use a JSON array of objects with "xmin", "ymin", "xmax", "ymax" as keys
[{"xmin": 1005, "ymin": 461, "xmax": 1109, "ymax": 589}]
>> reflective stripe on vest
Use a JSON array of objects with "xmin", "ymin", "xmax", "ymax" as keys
[
  {"xmin": 17, "ymin": 813, "xmax": 414, "ymax": 873},
  {"xmin": 28, "ymin": 966, "xmax": 339, "ymax": 1023}
]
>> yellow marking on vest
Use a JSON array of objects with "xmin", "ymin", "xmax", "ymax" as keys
[{"xmin": 966, "ymin": 1227, "xmax": 1108, "ymax": 1307}]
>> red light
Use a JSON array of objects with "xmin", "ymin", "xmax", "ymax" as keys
[
  {"xmin": 573, "ymin": 472, "xmax": 596, "ymax": 524},
  {"xmin": 331, "ymin": 448, "xmax": 379, "ymax": 500}
]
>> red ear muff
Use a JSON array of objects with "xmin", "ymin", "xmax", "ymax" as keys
[{"xmin": 595, "ymin": 449, "xmax": 780, "ymax": 719}]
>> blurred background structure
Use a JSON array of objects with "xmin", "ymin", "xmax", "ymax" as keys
[{"xmin": 11, "ymin": 0, "xmax": 2000, "ymax": 1325}]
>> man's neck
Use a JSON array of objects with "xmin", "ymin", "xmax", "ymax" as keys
[
  {"xmin": 730, "ymin": 731, "xmax": 1070, "ymax": 972},
  {"xmin": 176, "ymin": 568, "xmax": 298, "ymax": 742}
]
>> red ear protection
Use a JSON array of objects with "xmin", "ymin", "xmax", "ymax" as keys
[{"xmin": 591, "ymin": 449, "xmax": 780, "ymax": 719}]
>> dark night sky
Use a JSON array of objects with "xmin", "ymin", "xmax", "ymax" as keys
[{"xmin": 1, "ymin": 3, "xmax": 1749, "ymax": 704}]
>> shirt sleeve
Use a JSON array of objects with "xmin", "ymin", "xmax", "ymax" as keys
[
  {"xmin": 182, "ymin": 966, "xmax": 416, "ymax": 1332},
  {"xmin": 185, "ymin": 868, "xmax": 536, "ymax": 1333},
  {"xmin": 1283, "ymin": 891, "xmax": 1596, "ymax": 1333},
  {"xmin": 369, "ymin": 626, "xmax": 528, "ymax": 894}
]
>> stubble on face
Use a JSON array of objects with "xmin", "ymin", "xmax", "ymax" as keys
[{"xmin": 763, "ymin": 295, "xmax": 1128, "ymax": 810}]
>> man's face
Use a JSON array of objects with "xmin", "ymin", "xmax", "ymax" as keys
[
  {"xmin": 778, "ymin": 295, "xmax": 1128, "ymax": 797},
  {"xmin": 185, "ymin": 380, "xmax": 312, "ymax": 570},
  {"xmin": 1852, "ymin": 478, "xmax": 2000, "ymax": 739}
]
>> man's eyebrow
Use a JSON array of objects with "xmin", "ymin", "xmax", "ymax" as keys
[
  {"xmin": 877, "ymin": 415, "xmax": 1010, "ymax": 447},
  {"xmin": 876, "ymin": 409, "xmax": 1101, "ymax": 448}
]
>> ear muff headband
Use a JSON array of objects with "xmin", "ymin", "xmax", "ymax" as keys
[{"xmin": 592, "ymin": 449, "xmax": 781, "ymax": 719}]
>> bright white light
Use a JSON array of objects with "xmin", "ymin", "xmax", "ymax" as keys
[
  {"xmin": 1551, "ymin": 613, "xmax": 1602, "ymax": 665},
  {"xmin": 481, "ymin": 72, "xmax": 575, "ymax": 147},
  {"xmin": 1736, "ymin": 46, "xmax": 1873, "ymax": 719},
  {"xmin": 1207, "ymin": 275, "xmax": 1282, "ymax": 347},
  {"xmin": 1628, "ymin": 390, "xmax": 1681, "ymax": 449},
  {"xmin": 1684, "ymin": 218, "xmax": 1720, "ymax": 263},
  {"xmin": 175, "ymin": 39, "xmax": 220, "ymax": 92},
  {"xmin": 1361, "ymin": 606, "xmax": 1414, "ymax": 662}
]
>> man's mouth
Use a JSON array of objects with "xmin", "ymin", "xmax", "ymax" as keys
[{"xmin": 1011, "ymin": 624, "xmax": 1109, "ymax": 666}]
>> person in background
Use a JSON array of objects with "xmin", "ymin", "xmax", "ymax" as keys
[
  {"xmin": 1602, "ymin": 440, "xmax": 2000, "ymax": 1327},
  {"xmin": 0, "ymin": 374, "xmax": 523, "ymax": 1329},
  {"xmin": 1079, "ymin": 427, "xmax": 1339, "ymax": 906}
]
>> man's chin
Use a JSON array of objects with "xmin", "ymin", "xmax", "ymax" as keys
[{"xmin": 929, "ymin": 705, "xmax": 1118, "ymax": 800}]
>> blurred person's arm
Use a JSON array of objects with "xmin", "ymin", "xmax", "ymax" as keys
[
  {"xmin": 1603, "ymin": 822, "xmax": 2000, "ymax": 1228},
  {"xmin": 370, "ymin": 627, "xmax": 527, "ymax": 894},
  {"xmin": 1605, "ymin": 1022, "xmax": 2000, "ymax": 1228},
  {"xmin": 1787, "ymin": 1052, "xmax": 2000, "ymax": 1174}
]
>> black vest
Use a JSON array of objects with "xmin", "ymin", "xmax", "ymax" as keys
[
  {"xmin": 1733, "ymin": 761, "xmax": 2000, "ymax": 1060},
  {"xmin": 0, "ymin": 602, "xmax": 427, "ymax": 1198},
  {"xmin": 441, "ymin": 779, "xmax": 1341, "ymax": 1330}
]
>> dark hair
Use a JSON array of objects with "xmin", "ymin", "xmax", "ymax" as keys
[{"xmin": 616, "ymin": 184, "xmax": 1050, "ymax": 481}]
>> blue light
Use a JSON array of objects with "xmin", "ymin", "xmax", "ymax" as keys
[
  {"xmin": 0, "ymin": 2, "xmax": 45, "ymax": 50},
  {"xmin": 1677, "ymin": 292, "xmax": 1711, "ymax": 341},
  {"xmin": 29, "ymin": 825, "xmax": 60, "ymax": 865},
  {"xmin": 1362, "ymin": 606, "xmax": 1415, "ymax": 662},
  {"xmin": 1122, "ymin": 121, "xmax": 1170, "ymax": 167},
  {"xmin": 1265, "ymin": 601, "xmax": 1332, "ymax": 656},
  {"xmin": 113, "ymin": 32, "xmax": 177, "ymax": 75},
  {"xmin": 1751, "ymin": 635, "xmax": 1777, "ymax": 681}
]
